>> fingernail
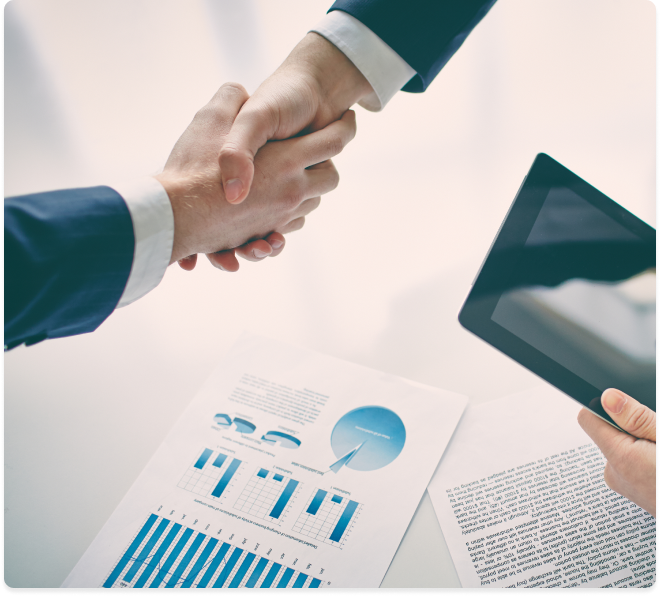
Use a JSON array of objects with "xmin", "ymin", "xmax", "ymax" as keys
[
  {"xmin": 225, "ymin": 178, "xmax": 243, "ymax": 203},
  {"xmin": 270, "ymin": 239, "xmax": 284, "ymax": 249},
  {"xmin": 253, "ymin": 248, "xmax": 269, "ymax": 258},
  {"xmin": 602, "ymin": 389, "xmax": 627, "ymax": 414}
]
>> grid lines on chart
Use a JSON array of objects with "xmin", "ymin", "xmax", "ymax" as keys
[
  {"xmin": 292, "ymin": 489, "xmax": 362, "ymax": 548},
  {"xmin": 178, "ymin": 447, "xmax": 242, "ymax": 502},
  {"xmin": 233, "ymin": 467, "xmax": 300, "ymax": 525},
  {"xmin": 102, "ymin": 513, "xmax": 323, "ymax": 588}
]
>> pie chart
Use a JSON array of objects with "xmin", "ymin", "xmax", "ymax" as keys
[{"xmin": 329, "ymin": 406, "xmax": 406, "ymax": 473}]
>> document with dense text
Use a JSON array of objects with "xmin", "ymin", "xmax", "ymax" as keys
[
  {"xmin": 63, "ymin": 333, "xmax": 467, "ymax": 588},
  {"xmin": 428, "ymin": 386, "xmax": 655, "ymax": 588}
]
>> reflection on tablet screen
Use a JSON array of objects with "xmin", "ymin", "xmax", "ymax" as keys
[{"xmin": 490, "ymin": 186, "xmax": 656, "ymax": 409}]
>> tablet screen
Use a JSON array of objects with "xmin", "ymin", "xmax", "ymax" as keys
[{"xmin": 490, "ymin": 185, "xmax": 655, "ymax": 409}]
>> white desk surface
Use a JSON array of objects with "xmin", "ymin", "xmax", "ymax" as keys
[{"xmin": 4, "ymin": 0, "xmax": 655, "ymax": 588}]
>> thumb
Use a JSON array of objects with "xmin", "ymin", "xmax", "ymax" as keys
[
  {"xmin": 601, "ymin": 388, "xmax": 656, "ymax": 442},
  {"xmin": 218, "ymin": 103, "xmax": 277, "ymax": 205}
]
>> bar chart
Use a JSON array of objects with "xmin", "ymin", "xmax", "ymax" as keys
[
  {"xmin": 233, "ymin": 467, "xmax": 301, "ymax": 525},
  {"xmin": 292, "ymin": 489, "xmax": 362, "ymax": 548},
  {"xmin": 178, "ymin": 448, "xmax": 243, "ymax": 502},
  {"xmin": 102, "ymin": 513, "xmax": 323, "ymax": 588}
]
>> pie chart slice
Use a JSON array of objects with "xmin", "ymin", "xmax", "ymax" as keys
[
  {"xmin": 330, "ymin": 406, "xmax": 405, "ymax": 472},
  {"xmin": 261, "ymin": 431, "xmax": 301, "ymax": 449},
  {"xmin": 233, "ymin": 418, "xmax": 256, "ymax": 434},
  {"xmin": 214, "ymin": 413, "xmax": 232, "ymax": 427}
]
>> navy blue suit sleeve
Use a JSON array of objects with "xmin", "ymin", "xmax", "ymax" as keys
[
  {"xmin": 329, "ymin": 0, "xmax": 497, "ymax": 92},
  {"xmin": 4, "ymin": 186, "xmax": 135, "ymax": 349}
]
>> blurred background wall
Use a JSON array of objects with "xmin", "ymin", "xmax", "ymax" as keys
[{"xmin": 4, "ymin": 0, "xmax": 655, "ymax": 587}]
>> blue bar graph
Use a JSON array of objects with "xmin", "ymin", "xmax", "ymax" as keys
[
  {"xmin": 196, "ymin": 542, "xmax": 230, "ymax": 588},
  {"xmin": 211, "ymin": 458, "xmax": 242, "ymax": 498},
  {"xmin": 194, "ymin": 448, "xmax": 213, "ymax": 470},
  {"xmin": 331, "ymin": 494, "xmax": 343, "ymax": 504},
  {"xmin": 229, "ymin": 552, "xmax": 256, "ymax": 588},
  {"xmin": 212, "ymin": 452, "xmax": 228, "ymax": 468},
  {"xmin": 165, "ymin": 531, "xmax": 205, "ymax": 587},
  {"xmin": 245, "ymin": 557, "xmax": 268, "ymax": 588},
  {"xmin": 257, "ymin": 468, "xmax": 269, "ymax": 479},
  {"xmin": 277, "ymin": 567, "xmax": 295, "ymax": 588},
  {"xmin": 181, "ymin": 537, "xmax": 218, "ymax": 588},
  {"xmin": 123, "ymin": 517, "xmax": 170, "ymax": 583},
  {"xmin": 133, "ymin": 523, "xmax": 182, "ymax": 588},
  {"xmin": 307, "ymin": 490, "xmax": 327, "ymax": 515},
  {"xmin": 212, "ymin": 547, "xmax": 243, "ymax": 587},
  {"xmin": 292, "ymin": 573, "xmax": 308, "ymax": 588},
  {"xmin": 273, "ymin": 474, "xmax": 283, "ymax": 482},
  {"xmin": 329, "ymin": 500, "xmax": 359, "ymax": 543},
  {"xmin": 103, "ymin": 513, "xmax": 158, "ymax": 587},
  {"xmin": 149, "ymin": 527, "xmax": 193, "ymax": 587},
  {"xmin": 269, "ymin": 479, "xmax": 299, "ymax": 519},
  {"xmin": 107, "ymin": 515, "xmax": 324, "ymax": 590},
  {"xmin": 260, "ymin": 563, "xmax": 282, "ymax": 588}
]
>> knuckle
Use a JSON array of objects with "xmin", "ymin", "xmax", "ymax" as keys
[
  {"xmin": 219, "ymin": 143, "xmax": 247, "ymax": 163},
  {"xmin": 327, "ymin": 162, "xmax": 340, "ymax": 190},
  {"xmin": 220, "ymin": 81, "xmax": 248, "ymax": 99},
  {"xmin": 284, "ymin": 188, "xmax": 304, "ymax": 209},
  {"xmin": 327, "ymin": 133, "xmax": 345, "ymax": 156},
  {"xmin": 625, "ymin": 407, "xmax": 655, "ymax": 438}
]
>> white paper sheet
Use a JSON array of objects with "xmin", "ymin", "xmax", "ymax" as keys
[
  {"xmin": 428, "ymin": 386, "xmax": 656, "ymax": 588},
  {"xmin": 62, "ymin": 333, "xmax": 467, "ymax": 588}
]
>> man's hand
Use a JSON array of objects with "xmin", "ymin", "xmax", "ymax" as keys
[
  {"xmin": 578, "ymin": 389, "xmax": 656, "ymax": 517},
  {"xmin": 155, "ymin": 82, "xmax": 357, "ymax": 270},
  {"xmin": 218, "ymin": 32, "xmax": 373, "ymax": 205}
]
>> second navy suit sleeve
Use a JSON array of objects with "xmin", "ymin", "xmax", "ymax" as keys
[
  {"xmin": 4, "ymin": 186, "xmax": 135, "ymax": 349},
  {"xmin": 329, "ymin": 0, "xmax": 497, "ymax": 93}
]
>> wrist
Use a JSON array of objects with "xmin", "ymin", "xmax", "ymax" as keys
[
  {"xmin": 155, "ymin": 174, "xmax": 209, "ymax": 264},
  {"xmin": 288, "ymin": 32, "xmax": 373, "ymax": 121}
]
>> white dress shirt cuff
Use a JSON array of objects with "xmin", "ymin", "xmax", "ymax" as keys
[
  {"xmin": 110, "ymin": 177, "xmax": 174, "ymax": 308},
  {"xmin": 311, "ymin": 10, "xmax": 416, "ymax": 112}
]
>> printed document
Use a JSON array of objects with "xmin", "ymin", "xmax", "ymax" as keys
[
  {"xmin": 428, "ymin": 386, "xmax": 655, "ymax": 588},
  {"xmin": 63, "ymin": 333, "xmax": 467, "ymax": 588}
]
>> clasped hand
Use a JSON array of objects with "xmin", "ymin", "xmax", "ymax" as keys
[{"xmin": 156, "ymin": 81, "xmax": 356, "ymax": 272}]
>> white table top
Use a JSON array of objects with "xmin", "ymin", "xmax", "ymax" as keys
[{"xmin": 4, "ymin": 0, "xmax": 654, "ymax": 587}]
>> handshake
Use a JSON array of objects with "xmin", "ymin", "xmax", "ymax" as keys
[{"xmin": 158, "ymin": 33, "xmax": 373, "ymax": 273}]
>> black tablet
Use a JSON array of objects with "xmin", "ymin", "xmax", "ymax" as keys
[{"xmin": 459, "ymin": 153, "xmax": 656, "ymax": 428}]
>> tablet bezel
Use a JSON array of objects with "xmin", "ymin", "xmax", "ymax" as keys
[{"xmin": 458, "ymin": 153, "xmax": 656, "ymax": 427}]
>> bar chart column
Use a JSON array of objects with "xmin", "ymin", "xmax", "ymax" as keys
[{"xmin": 292, "ymin": 490, "xmax": 362, "ymax": 548}]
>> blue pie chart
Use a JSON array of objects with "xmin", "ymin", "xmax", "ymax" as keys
[{"xmin": 330, "ymin": 406, "xmax": 406, "ymax": 472}]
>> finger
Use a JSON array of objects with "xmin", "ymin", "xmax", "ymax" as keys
[
  {"xmin": 294, "ymin": 196, "xmax": 321, "ymax": 219},
  {"xmin": 287, "ymin": 110, "xmax": 357, "ymax": 169},
  {"xmin": 264, "ymin": 232, "xmax": 285, "ymax": 258},
  {"xmin": 177, "ymin": 254, "xmax": 197, "ymax": 271},
  {"xmin": 577, "ymin": 407, "xmax": 637, "ymax": 467},
  {"xmin": 206, "ymin": 249, "xmax": 240, "ymax": 272},
  {"xmin": 601, "ymin": 388, "xmax": 656, "ymax": 442},
  {"xmin": 235, "ymin": 239, "xmax": 273, "ymax": 262},
  {"xmin": 219, "ymin": 102, "xmax": 278, "ymax": 205},
  {"xmin": 304, "ymin": 161, "xmax": 340, "ymax": 197},
  {"xmin": 195, "ymin": 82, "xmax": 250, "ymax": 139},
  {"xmin": 276, "ymin": 216, "xmax": 306, "ymax": 235}
]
